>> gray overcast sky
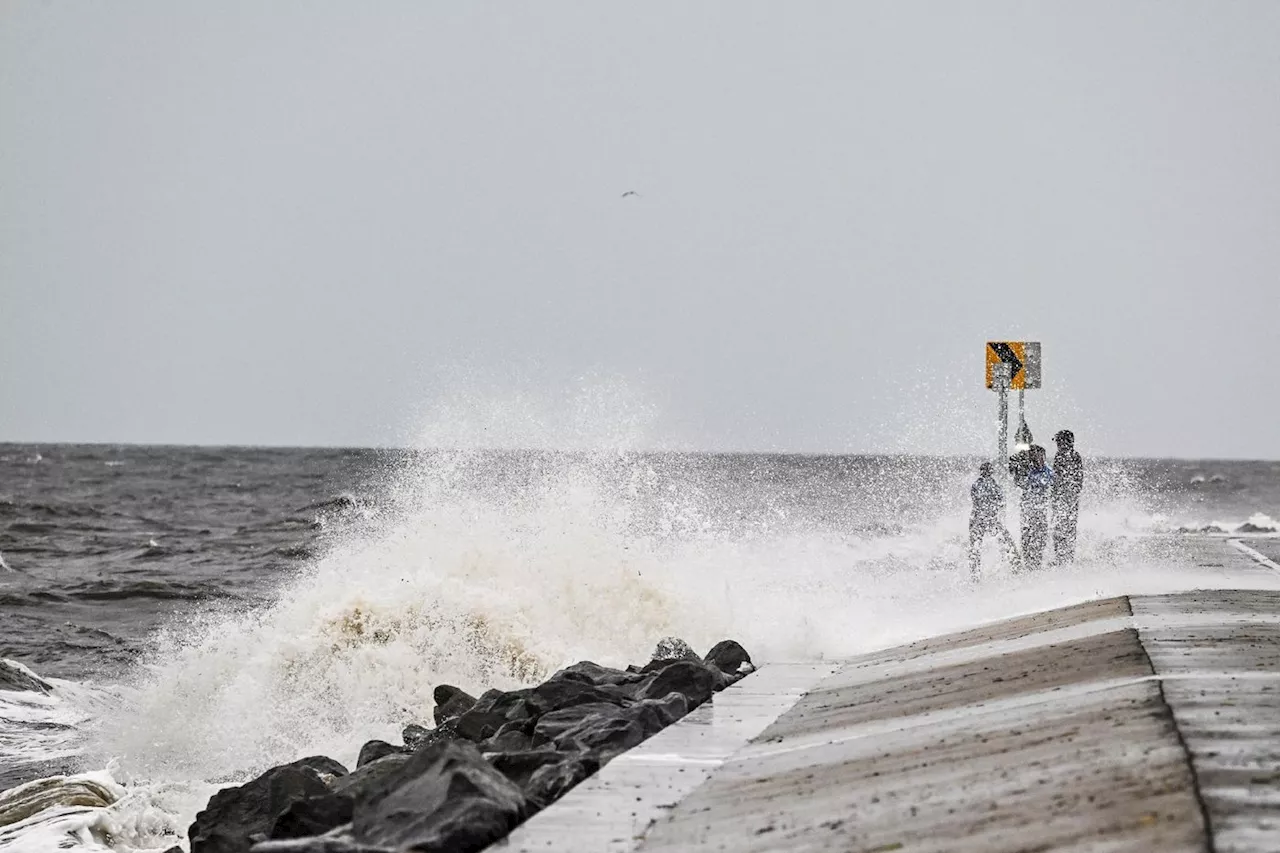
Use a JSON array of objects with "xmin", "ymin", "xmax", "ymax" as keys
[{"xmin": 2, "ymin": 2, "xmax": 1278, "ymax": 457}]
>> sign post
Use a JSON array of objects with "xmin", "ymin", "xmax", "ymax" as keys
[
  {"xmin": 986, "ymin": 340, "xmax": 1042, "ymax": 466},
  {"xmin": 992, "ymin": 363, "xmax": 1011, "ymax": 464}
]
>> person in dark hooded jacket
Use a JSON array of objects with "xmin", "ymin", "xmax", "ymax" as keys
[
  {"xmin": 968, "ymin": 462, "xmax": 1019, "ymax": 577},
  {"xmin": 1016, "ymin": 445, "xmax": 1054, "ymax": 569},
  {"xmin": 1051, "ymin": 429, "xmax": 1084, "ymax": 564}
]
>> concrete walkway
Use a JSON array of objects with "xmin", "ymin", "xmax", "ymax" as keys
[{"xmin": 497, "ymin": 537, "xmax": 1280, "ymax": 852}]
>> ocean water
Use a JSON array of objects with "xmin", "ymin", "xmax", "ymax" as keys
[{"xmin": 1, "ymin": 442, "xmax": 1277, "ymax": 851}]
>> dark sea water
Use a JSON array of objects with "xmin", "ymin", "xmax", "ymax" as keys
[
  {"xmin": 0, "ymin": 445, "xmax": 389, "ymax": 681},
  {"xmin": 0, "ymin": 443, "xmax": 1277, "ymax": 851}
]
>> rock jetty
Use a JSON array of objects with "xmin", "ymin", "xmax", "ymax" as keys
[{"xmin": 185, "ymin": 638, "xmax": 754, "ymax": 853}]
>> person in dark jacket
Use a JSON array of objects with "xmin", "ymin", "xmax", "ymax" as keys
[
  {"xmin": 1051, "ymin": 429, "xmax": 1084, "ymax": 564},
  {"xmin": 1016, "ymin": 445, "xmax": 1054, "ymax": 570},
  {"xmin": 968, "ymin": 462, "xmax": 1019, "ymax": 577}
]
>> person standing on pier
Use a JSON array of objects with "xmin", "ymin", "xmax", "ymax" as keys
[
  {"xmin": 968, "ymin": 462, "xmax": 1019, "ymax": 578},
  {"xmin": 1051, "ymin": 429, "xmax": 1084, "ymax": 564},
  {"xmin": 1016, "ymin": 445, "xmax": 1054, "ymax": 570}
]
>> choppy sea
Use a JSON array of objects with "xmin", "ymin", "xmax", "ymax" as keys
[{"xmin": 1, "ymin": 443, "xmax": 1278, "ymax": 851}]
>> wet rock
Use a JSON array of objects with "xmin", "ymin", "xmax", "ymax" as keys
[
  {"xmin": 269, "ymin": 793, "xmax": 353, "ymax": 840},
  {"xmin": 355, "ymin": 741, "xmax": 400, "ymax": 769},
  {"xmin": 332, "ymin": 754, "xmax": 410, "ymax": 800},
  {"xmin": 432, "ymin": 685, "xmax": 477, "ymax": 726},
  {"xmin": 479, "ymin": 724, "xmax": 533, "ymax": 754},
  {"xmin": 553, "ymin": 661, "xmax": 649, "ymax": 688},
  {"xmin": 401, "ymin": 721, "xmax": 458, "ymax": 753},
  {"xmin": 531, "ymin": 703, "xmax": 624, "ymax": 746},
  {"xmin": 524, "ymin": 757, "xmax": 595, "ymax": 808},
  {"xmin": 487, "ymin": 749, "xmax": 568, "ymax": 789},
  {"xmin": 704, "ymin": 640, "xmax": 755, "ymax": 677},
  {"xmin": 295, "ymin": 757, "xmax": 349, "ymax": 782},
  {"xmin": 212, "ymin": 640, "xmax": 753, "ymax": 853},
  {"xmin": 639, "ymin": 660, "xmax": 720, "ymax": 708},
  {"xmin": 453, "ymin": 689, "xmax": 533, "ymax": 741},
  {"xmin": 552, "ymin": 694, "xmax": 688, "ymax": 761},
  {"xmin": 401, "ymin": 724, "xmax": 431, "ymax": 751},
  {"xmin": 351, "ymin": 740, "xmax": 526, "ymax": 852},
  {"xmin": 190, "ymin": 758, "xmax": 339, "ymax": 853},
  {"xmin": 525, "ymin": 679, "xmax": 627, "ymax": 717}
]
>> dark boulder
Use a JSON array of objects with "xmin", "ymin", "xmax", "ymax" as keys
[
  {"xmin": 552, "ymin": 661, "xmax": 649, "ymax": 688},
  {"xmin": 355, "ymin": 741, "xmax": 401, "ymax": 769},
  {"xmin": 525, "ymin": 679, "xmax": 628, "ymax": 717},
  {"xmin": 432, "ymin": 685, "xmax": 478, "ymax": 726},
  {"xmin": 531, "ymin": 703, "xmax": 624, "ymax": 746},
  {"xmin": 703, "ymin": 640, "xmax": 754, "ymax": 677},
  {"xmin": 433, "ymin": 683, "xmax": 474, "ymax": 708},
  {"xmin": 639, "ymin": 661, "xmax": 720, "ymax": 708},
  {"xmin": 524, "ymin": 757, "xmax": 596, "ymax": 808},
  {"xmin": 268, "ymin": 793, "xmax": 353, "ymax": 840},
  {"xmin": 401, "ymin": 724, "xmax": 431, "ymax": 751},
  {"xmin": 551, "ymin": 694, "xmax": 688, "ymax": 761},
  {"xmin": 350, "ymin": 739, "xmax": 526, "ymax": 853},
  {"xmin": 294, "ymin": 756, "xmax": 349, "ymax": 781},
  {"xmin": 190, "ymin": 758, "xmax": 341, "ymax": 853},
  {"xmin": 486, "ymin": 749, "xmax": 567, "ymax": 789},
  {"xmin": 401, "ymin": 721, "xmax": 458, "ymax": 752},
  {"xmin": 451, "ymin": 688, "xmax": 536, "ymax": 741},
  {"xmin": 332, "ymin": 754, "xmax": 410, "ymax": 800},
  {"xmin": 479, "ymin": 724, "xmax": 533, "ymax": 754}
]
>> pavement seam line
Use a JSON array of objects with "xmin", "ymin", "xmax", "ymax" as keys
[
  {"xmin": 1227, "ymin": 538, "xmax": 1280, "ymax": 573},
  {"xmin": 1132, "ymin": 605, "xmax": 1216, "ymax": 853}
]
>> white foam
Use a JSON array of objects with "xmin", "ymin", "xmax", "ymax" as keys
[{"xmin": 87, "ymin": 448, "xmax": 1233, "ymax": 784}]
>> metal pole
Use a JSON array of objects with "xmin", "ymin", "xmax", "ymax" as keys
[
  {"xmin": 998, "ymin": 386, "xmax": 1008, "ymax": 464},
  {"xmin": 993, "ymin": 363, "xmax": 1011, "ymax": 467},
  {"xmin": 1018, "ymin": 389, "xmax": 1025, "ymax": 435}
]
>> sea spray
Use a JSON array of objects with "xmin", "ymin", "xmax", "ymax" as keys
[{"xmin": 88, "ymin": 440, "xmax": 1197, "ymax": 788}]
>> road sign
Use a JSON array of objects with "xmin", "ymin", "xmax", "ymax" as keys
[{"xmin": 986, "ymin": 341, "xmax": 1041, "ymax": 390}]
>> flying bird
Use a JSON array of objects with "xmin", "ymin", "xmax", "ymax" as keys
[{"xmin": 621, "ymin": 191, "xmax": 640, "ymax": 198}]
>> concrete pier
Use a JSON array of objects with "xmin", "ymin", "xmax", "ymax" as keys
[{"xmin": 498, "ymin": 537, "xmax": 1280, "ymax": 852}]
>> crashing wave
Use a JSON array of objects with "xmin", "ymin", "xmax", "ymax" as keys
[
  {"xmin": 0, "ymin": 774, "xmax": 119, "ymax": 832},
  {"xmin": 0, "ymin": 660, "xmax": 53, "ymax": 695}
]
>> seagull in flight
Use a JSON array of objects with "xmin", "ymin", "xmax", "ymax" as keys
[{"xmin": 621, "ymin": 190, "xmax": 640, "ymax": 198}]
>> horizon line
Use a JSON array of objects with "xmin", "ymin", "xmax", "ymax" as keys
[{"xmin": 0, "ymin": 439, "xmax": 1274, "ymax": 465}]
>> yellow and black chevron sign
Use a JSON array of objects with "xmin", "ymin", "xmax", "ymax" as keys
[{"xmin": 986, "ymin": 341, "xmax": 1042, "ymax": 390}]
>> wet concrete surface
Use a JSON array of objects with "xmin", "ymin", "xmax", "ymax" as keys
[
  {"xmin": 498, "ymin": 663, "xmax": 839, "ymax": 852},
  {"xmin": 494, "ymin": 537, "xmax": 1280, "ymax": 852},
  {"xmin": 1134, "ymin": 588, "xmax": 1280, "ymax": 853}
]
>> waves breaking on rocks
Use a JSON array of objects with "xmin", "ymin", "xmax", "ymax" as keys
[{"xmin": 185, "ymin": 637, "xmax": 753, "ymax": 853}]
